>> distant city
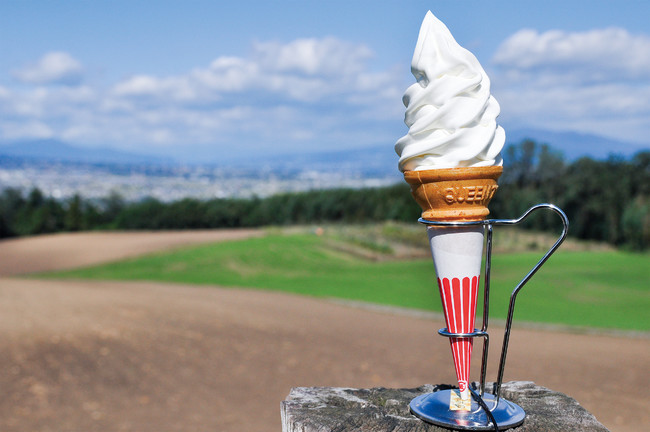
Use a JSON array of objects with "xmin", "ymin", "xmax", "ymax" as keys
[
  {"xmin": 0, "ymin": 141, "xmax": 400, "ymax": 202},
  {"xmin": 0, "ymin": 159, "xmax": 402, "ymax": 202}
]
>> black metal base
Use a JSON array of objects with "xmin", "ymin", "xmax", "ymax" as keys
[{"xmin": 410, "ymin": 390, "xmax": 525, "ymax": 431}]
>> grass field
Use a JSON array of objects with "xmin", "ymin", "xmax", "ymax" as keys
[{"xmin": 44, "ymin": 231, "xmax": 649, "ymax": 332}]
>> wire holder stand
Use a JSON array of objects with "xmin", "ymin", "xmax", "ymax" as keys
[{"xmin": 409, "ymin": 204, "xmax": 569, "ymax": 431}]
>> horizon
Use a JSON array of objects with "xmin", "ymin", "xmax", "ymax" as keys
[
  {"xmin": 1, "ymin": 1, "xmax": 649, "ymax": 163},
  {"xmin": 1, "ymin": 126, "xmax": 647, "ymax": 166}
]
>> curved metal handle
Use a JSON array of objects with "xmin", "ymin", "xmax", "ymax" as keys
[{"xmin": 492, "ymin": 204, "xmax": 569, "ymax": 402}]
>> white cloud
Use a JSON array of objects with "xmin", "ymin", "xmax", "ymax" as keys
[
  {"xmin": 112, "ymin": 75, "xmax": 163, "ymax": 97},
  {"xmin": 0, "ymin": 38, "xmax": 405, "ymax": 158},
  {"xmin": 1, "ymin": 85, "xmax": 96, "ymax": 119},
  {"xmin": 120, "ymin": 73, "xmax": 202, "ymax": 97},
  {"xmin": 13, "ymin": 51, "xmax": 84, "ymax": 86},
  {"xmin": 494, "ymin": 28, "xmax": 650, "ymax": 82},
  {"xmin": 1, "ymin": 120, "xmax": 54, "ymax": 141},
  {"xmin": 491, "ymin": 27, "xmax": 650, "ymax": 144},
  {"xmin": 108, "ymin": 37, "xmax": 386, "ymax": 106},
  {"xmin": 252, "ymin": 37, "xmax": 373, "ymax": 76},
  {"xmin": 200, "ymin": 57, "xmax": 257, "ymax": 92}
]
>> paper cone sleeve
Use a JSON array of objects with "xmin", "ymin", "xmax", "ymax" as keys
[{"xmin": 428, "ymin": 225, "xmax": 483, "ymax": 401}]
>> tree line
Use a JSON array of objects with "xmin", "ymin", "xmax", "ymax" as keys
[{"xmin": 0, "ymin": 140, "xmax": 648, "ymax": 250}]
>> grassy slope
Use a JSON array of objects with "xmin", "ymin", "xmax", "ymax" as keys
[{"xmin": 44, "ymin": 233, "xmax": 649, "ymax": 331}]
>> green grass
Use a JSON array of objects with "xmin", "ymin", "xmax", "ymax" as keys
[{"xmin": 43, "ymin": 233, "xmax": 649, "ymax": 332}]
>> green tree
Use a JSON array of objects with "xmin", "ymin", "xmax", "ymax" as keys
[
  {"xmin": 65, "ymin": 194, "xmax": 83, "ymax": 231},
  {"xmin": 622, "ymin": 197, "xmax": 649, "ymax": 250},
  {"xmin": 0, "ymin": 188, "xmax": 26, "ymax": 237},
  {"xmin": 100, "ymin": 191, "xmax": 127, "ymax": 227},
  {"xmin": 29, "ymin": 197, "xmax": 65, "ymax": 234}
]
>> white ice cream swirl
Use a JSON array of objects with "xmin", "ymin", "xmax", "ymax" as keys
[{"xmin": 395, "ymin": 11, "xmax": 504, "ymax": 172}]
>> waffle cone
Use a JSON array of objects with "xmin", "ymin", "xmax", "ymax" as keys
[{"xmin": 404, "ymin": 166, "xmax": 503, "ymax": 221}]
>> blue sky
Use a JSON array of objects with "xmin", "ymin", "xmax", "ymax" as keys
[{"xmin": 1, "ymin": 0, "xmax": 649, "ymax": 162}]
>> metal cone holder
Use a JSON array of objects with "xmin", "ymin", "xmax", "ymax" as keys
[{"xmin": 409, "ymin": 204, "xmax": 569, "ymax": 431}]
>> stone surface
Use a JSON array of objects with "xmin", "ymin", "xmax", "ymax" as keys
[{"xmin": 281, "ymin": 381, "xmax": 609, "ymax": 431}]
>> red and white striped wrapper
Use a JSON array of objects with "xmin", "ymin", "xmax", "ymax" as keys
[{"xmin": 427, "ymin": 225, "xmax": 484, "ymax": 401}]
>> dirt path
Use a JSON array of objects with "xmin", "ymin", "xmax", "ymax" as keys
[
  {"xmin": 0, "ymin": 229, "xmax": 262, "ymax": 276},
  {"xmin": 0, "ymin": 231, "xmax": 647, "ymax": 431}
]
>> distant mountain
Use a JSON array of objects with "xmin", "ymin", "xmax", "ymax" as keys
[
  {"xmin": 0, "ymin": 139, "xmax": 171, "ymax": 165},
  {"xmin": 266, "ymin": 128, "xmax": 648, "ymax": 173},
  {"xmin": 2, "ymin": 128, "xmax": 647, "ymax": 174},
  {"xmin": 505, "ymin": 128, "xmax": 648, "ymax": 160},
  {"xmin": 223, "ymin": 128, "xmax": 649, "ymax": 180},
  {"xmin": 248, "ymin": 145, "xmax": 400, "ymax": 177}
]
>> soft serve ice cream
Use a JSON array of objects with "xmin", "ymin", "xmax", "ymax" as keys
[
  {"xmin": 395, "ymin": 11, "xmax": 504, "ymax": 172},
  {"xmin": 397, "ymin": 11, "xmax": 506, "ymax": 405}
]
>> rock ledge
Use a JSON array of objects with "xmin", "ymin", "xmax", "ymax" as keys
[{"xmin": 281, "ymin": 381, "xmax": 609, "ymax": 431}]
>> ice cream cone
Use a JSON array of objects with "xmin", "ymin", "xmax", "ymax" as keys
[
  {"xmin": 405, "ymin": 166, "xmax": 502, "ymax": 402},
  {"xmin": 403, "ymin": 166, "xmax": 502, "ymax": 222}
]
